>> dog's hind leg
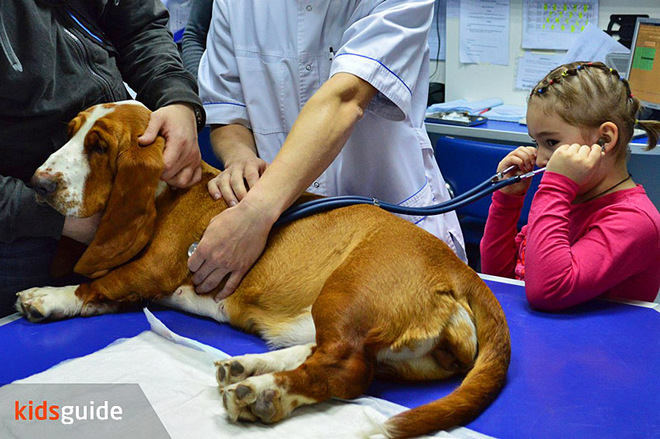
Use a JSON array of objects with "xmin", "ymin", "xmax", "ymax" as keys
[
  {"xmin": 223, "ymin": 297, "xmax": 373, "ymax": 422},
  {"xmin": 221, "ymin": 263, "xmax": 379, "ymax": 423},
  {"xmin": 375, "ymin": 303, "xmax": 478, "ymax": 381},
  {"xmin": 215, "ymin": 343, "xmax": 315, "ymax": 388},
  {"xmin": 221, "ymin": 339, "xmax": 372, "ymax": 423}
]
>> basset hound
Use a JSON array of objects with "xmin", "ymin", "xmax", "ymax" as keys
[{"xmin": 16, "ymin": 101, "xmax": 510, "ymax": 438}]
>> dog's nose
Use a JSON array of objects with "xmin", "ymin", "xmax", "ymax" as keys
[{"xmin": 30, "ymin": 172, "xmax": 59, "ymax": 197}]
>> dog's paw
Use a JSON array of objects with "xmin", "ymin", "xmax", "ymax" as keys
[
  {"xmin": 15, "ymin": 285, "xmax": 82, "ymax": 322},
  {"xmin": 215, "ymin": 355, "xmax": 265, "ymax": 387},
  {"xmin": 221, "ymin": 375, "xmax": 284, "ymax": 424},
  {"xmin": 215, "ymin": 344, "xmax": 316, "ymax": 388}
]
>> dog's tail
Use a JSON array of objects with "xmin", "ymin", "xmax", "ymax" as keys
[{"xmin": 383, "ymin": 277, "xmax": 511, "ymax": 439}]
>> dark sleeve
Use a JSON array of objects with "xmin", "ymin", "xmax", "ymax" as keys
[
  {"xmin": 182, "ymin": 0, "xmax": 214, "ymax": 80},
  {"xmin": 100, "ymin": 0, "xmax": 205, "ymax": 128},
  {"xmin": 0, "ymin": 175, "xmax": 65, "ymax": 243}
]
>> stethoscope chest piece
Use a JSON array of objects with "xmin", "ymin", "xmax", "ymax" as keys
[{"xmin": 187, "ymin": 242, "xmax": 199, "ymax": 258}]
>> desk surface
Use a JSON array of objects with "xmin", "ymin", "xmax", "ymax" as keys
[
  {"xmin": 1, "ymin": 278, "xmax": 658, "ymax": 439},
  {"xmin": 425, "ymin": 120, "xmax": 657, "ymax": 155},
  {"xmin": 425, "ymin": 119, "xmax": 535, "ymax": 145}
]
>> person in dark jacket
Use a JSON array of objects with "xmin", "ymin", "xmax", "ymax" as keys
[
  {"xmin": 181, "ymin": 0, "xmax": 213, "ymax": 80},
  {"xmin": 0, "ymin": 0, "xmax": 206, "ymax": 316}
]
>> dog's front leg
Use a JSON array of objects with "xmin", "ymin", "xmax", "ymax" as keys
[
  {"xmin": 15, "ymin": 255, "xmax": 181, "ymax": 322},
  {"xmin": 72, "ymin": 258, "xmax": 183, "ymax": 314},
  {"xmin": 15, "ymin": 284, "xmax": 119, "ymax": 322}
]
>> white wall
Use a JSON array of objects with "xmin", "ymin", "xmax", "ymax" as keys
[{"xmin": 432, "ymin": 0, "xmax": 660, "ymax": 105}]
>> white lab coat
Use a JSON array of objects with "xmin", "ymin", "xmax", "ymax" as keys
[{"xmin": 198, "ymin": 0, "xmax": 466, "ymax": 261}]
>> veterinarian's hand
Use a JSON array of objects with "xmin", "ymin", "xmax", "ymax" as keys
[
  {"xmin": 545, "ymin": 143, "xmax": 604, "ymax": 186},
  {"xmin": 497, "ymin": 146, "xmax": 537, "ymax": 196},
  {"xmin": 188, "ymin": 200, "xmax": 273, "ymax": 301},
  {"xmin": 139, "ymin": 103, "xmax": 202, "ymax": 188},
  {"xmin": 207, "ymin": 156, "xmax": 268, "ymax": 205},
  {"xmin": 62, "ymin": 213, "xmax": 102, "ymax": 245}
]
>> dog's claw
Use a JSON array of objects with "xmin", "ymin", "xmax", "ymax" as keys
[
  {"xmin": 217, "ymin": 365, "xmax": 226, "ymax": 382},
  {"xmin": 28, "ymin": 307, "xmax": 45, "ymax": 321}
]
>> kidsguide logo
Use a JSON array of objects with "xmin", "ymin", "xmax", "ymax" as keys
[
  {"xmin": 0, "ymin": 383, "xmax": 169, "ymax": 438},
  {"xmin": 13, "ymin": 399, "xmax": 123, "ymax": 424}
]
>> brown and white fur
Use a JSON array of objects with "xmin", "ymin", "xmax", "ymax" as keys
[{"xmin": 16, "ymin": 101, "xmax": 511, "ymax": 438}]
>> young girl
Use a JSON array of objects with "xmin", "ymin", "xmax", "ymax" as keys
[{"xmin": 480, "ymin": 61, "xmax": 660, "ymax": 311}]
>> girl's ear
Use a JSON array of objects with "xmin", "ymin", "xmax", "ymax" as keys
[{"xmin": 598, "ymin": 122, "xmax": 619, "ymax": 152}]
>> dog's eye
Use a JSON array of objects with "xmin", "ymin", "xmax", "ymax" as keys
[
  {"xmin": 88, "ymin": 143, "xmax": 107, "ymax": 155},
  {"xmin": 85, "ymin": 130, "xmax": 109, "ymax": 156},
  {"xmin": 85, "ymin": 141, "xmax": 107, "ymax": 156}
]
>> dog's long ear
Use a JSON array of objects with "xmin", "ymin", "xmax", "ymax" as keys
[{"xmin": 75, "ymin": 136, "xmax": 165, "ymax": 278}]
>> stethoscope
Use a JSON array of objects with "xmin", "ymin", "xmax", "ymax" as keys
[{"xmin": 188, "ymin": 165, "xmax": 545, "ymax": 257}]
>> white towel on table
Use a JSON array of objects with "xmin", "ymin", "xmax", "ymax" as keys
[{"xmin": 10, "ymin": 310, "xmax": 491, "ymax": 439}]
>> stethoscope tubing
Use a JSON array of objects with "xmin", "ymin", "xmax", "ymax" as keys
[
  {"xmin": 187, "ymin": 167, "xmax": 545, "ymax": 257},
  {"xmin": 273, "ymin": 167, "xmax": 545, "ymax": 227}
]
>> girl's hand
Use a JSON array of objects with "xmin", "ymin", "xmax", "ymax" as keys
[
  {"xmin": 207, "ymin": 156, "xmax": 267, "ymax": 206},
  {"xmin": 497, "ymin": 146, "xmax": 537, "ymax": 196},
  {"xmin": 545, "ymin": 143, "xmax": 603, "ymax": 186}
]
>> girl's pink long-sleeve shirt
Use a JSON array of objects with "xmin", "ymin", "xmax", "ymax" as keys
[{"xmin": 481, "ymin": 171, "xmax": 660, "ymax": 311}]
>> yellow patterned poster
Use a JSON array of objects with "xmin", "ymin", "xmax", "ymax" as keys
[{"xmin": 522, "ymin": 1, "xmax": 599, "ymax": 50}]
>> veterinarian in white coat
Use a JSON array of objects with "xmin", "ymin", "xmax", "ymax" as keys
[{"xmin": 191, "ymin": 0, "xmax": 466, "ymax": 298}]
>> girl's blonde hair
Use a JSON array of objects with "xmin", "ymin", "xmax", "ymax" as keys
[{"xmin": 529, "ymin": 61, "xmax": 660, "ymax": 158}]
